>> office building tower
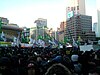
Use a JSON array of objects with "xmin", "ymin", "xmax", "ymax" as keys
[
  {"xmin": 34, "ymin": 18, "xmax": 47, "ymax": 40},
  {"xmin": 66, "ymin": 15, "xmax": 96, "ymax": 41},
  {"xmin": 66, "ymin": 0, "xmax": 86, "ymax": 19},
  {"xmin": 0, "ymin": 17, "xmax": 9, "ymax": 25},
  {"xmin": 97, "ymin": 0, "xmax": 100, "ymax": 37},
  {"xmin": 93, "ymin": 22, "xmax": 98, "ymax": 37}
]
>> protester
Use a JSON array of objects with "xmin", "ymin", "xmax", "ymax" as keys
[{"xmin": 0, "ymin": 46, "xmax": 100, "ymax": 75}]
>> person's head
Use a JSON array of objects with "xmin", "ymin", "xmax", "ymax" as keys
[
  {"xmin": 89, "ymin": 73, "xmax": 99, "ymax": 75},
  {"xmin": 45, "ymin": 63, "xmax": 72, "ymax": 75},
  {"xmin": 27, "ymin": 62, "xmax": 36, "ymax": 75},
  {"xmin": 89, "ymin": 66, "xmax": 100, "ymax": 75},
  {"xmin": 37, "ymin": 56, "xmax": 42, "ymax": 62},
  {"xmin": 71, "ymin": 54, "xmax": 79, "ymax": 62},
  {"xmin": 0, "ymin": 57, "xmax": 11, "ymax": 74}
]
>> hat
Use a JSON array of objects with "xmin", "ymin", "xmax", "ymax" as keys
[
  {"xmin": 52, "ymin": 55, "xmax": 62, "ymax": 63},
  {"xmin": 71, "ymin": 55, "xmax": 79, "ymax": 62},
  {"xmin": 0, "ymin": 57, "xmax": 10, "ymax": 66}
]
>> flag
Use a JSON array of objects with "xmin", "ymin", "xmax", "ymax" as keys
[
  {"xmin": 37, "ymin": 39, "xmax": 43, "ymax": 47},
  {"xmin": 21, "ymin": 33, "xmax": 26, "ymax": 43},
  {"xmin": 72, "ymin": 38, "xmax": 78, "ymax": 48},
  {"xmin": 54, "ymin": 39, "xmax": 59, "ymax": 45},
  {"xmin": 1, "ymin": 31, "xmax": 6, "ymax": 41},
  {"xmin": 16, "ymin": 32, "xmax": 22, "ymax": 47},
  {"xmin": 48, "ymin": 40, "xmax": 52, "ymax": 43},
  {"xmin": 41, "ymin": 40, "xmax": 45, "ymax": 47},
  {"xmin": 29, "ymin": 38, "xmax": 33, "ymax": 44},
  {"xmin": 44, "ymin": 26, "xmax": 47, "ymax": 28},
  {"xmin": 64, "ymin": 36, "xmax": 69, "ymax": 43},
  {"xmin": 78, "ymin": 36, "xmax": 82, "ymax": 41},
  {"xmin": 45, "ymin": 34, "xmax": 51, "ymax": 40},
  {"xmin": 38, "ymin": 35, "xmax": 43, "ymax": 40},
  {"xmin": 64, "ymin": 36, "xmax": 71, "ymax": 44},
  {"xmin": 12, "ymin": 36, "xmax": 17, "ymax": 46},
  {"xmin": 77, "ymin": 36, "xmax": 82, "ymax": 46},
  {"xmin": 13, "ymin": 36, "xmax": 17, "ymax": 43}
]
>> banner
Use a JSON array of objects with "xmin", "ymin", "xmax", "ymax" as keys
[{"xmin": 0, "ymin": 42, "xmax": 11, "ymax": 47}]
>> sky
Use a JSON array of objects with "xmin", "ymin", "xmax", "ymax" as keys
[
  {"xmin": 85, "ymin": 0, "xmax": 97, "ymax": 23},
  {"xmin": 0, "ymin": 0, "xmax": 97, "ymax": 30}
]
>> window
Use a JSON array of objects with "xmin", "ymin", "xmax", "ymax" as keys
[
  {"xmin": 71, "ymin": 7, "xmax": 73, "ymax": 11},
  {"xmin": 74, "ymin": 7, "xmax": 75, "ymax": 10},
  {"xmin": 77, "ymin": 6, "xmax": 79, "ymax": 10}
]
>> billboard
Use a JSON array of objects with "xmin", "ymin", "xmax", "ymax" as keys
[{"xmin": 67, "ymin": 11, "xmax": 74, "ymax": 19}]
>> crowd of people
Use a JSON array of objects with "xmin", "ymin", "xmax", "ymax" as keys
[{"xmin": 0, "ymin": 45, "xmax": 100, "ymax": 75}]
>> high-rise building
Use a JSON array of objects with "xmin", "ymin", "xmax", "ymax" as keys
[
  {"xmin": 97, "ymin": 0, "xmax": 100, "ymax": 37},
  {"xmin": 35, "ymin": 18, "xmax": 47, "ymax": 28},
  {"xmin": 34, "ymin": 18, "xmax": 47, "ymax": 40},
  {"xmin": 60, "ymin": 22, "xmax": 66, "ymax": 31},
  {"xmin": 21, "ymin": 27, "xmax": 30, "ymax": 43},
  {"xmin": 0, "ymin": 17, "xmax": 9, "ymax": 25},
  {"xmin": 66, "ymin": 15, "xmax": 96, "ymax": 41},
  {"xmin": 57, "ymin": 22, "xmax": 66, "ymax": 42},
  {"xmin": 66, "ymin": 0, "xmax": 85, "ymax": 19},
  {"xmin": 97, "ymin": 10, "xmax": 100, "ymax": 37},
  {"xmin": 93, "ymin": 22, "xmax": 98, "ymax": 37}
]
